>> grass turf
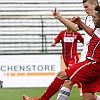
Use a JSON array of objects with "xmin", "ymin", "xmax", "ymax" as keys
[{"xmin": 0, "ymin": 87, "xmax": 100, "ymax": 100}]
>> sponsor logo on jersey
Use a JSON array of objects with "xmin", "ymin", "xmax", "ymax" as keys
[{"xmin": 64, "ymin": 37, "xmax": 74, "ymax": 42}]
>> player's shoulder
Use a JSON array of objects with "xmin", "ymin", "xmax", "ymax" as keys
[
  {"xmin": 82, "ymin": 16, "xmax": 92, "ymax": 23},
  {"xmin": 59, "ymin": 30, "xmax": 65, "ymax": 34},
  {"xmin": 60, "ymin": 30, "xmax": 66, "ymax": 33}
]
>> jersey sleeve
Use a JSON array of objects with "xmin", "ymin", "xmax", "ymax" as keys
[
  {"xmin": 77, "ymin": 32, "xmax": 84, "ymax": 44},
  {"xmin": 54, "ymin": 31, "xmax": 62, "ymax": 43}
]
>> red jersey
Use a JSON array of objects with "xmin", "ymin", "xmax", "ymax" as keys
[
  {"xmin": 54, "ymin": 30, "xmax": 84, "ymax": 66},
  {"xmin": 86, "ymin": 28, "xmax": 100, "ymax": 63}
]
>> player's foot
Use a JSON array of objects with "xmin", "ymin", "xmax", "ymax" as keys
[
  {"xmin": 22, "ymin": 95, "xmax": 38, "ymax": 100},
  {"xmin": 22, "ymin": 95, "xmax": 31, "ymax": 100},
  {"xmin": 80, "ymin": 93, "xmax": 83, "ymax": 97}
]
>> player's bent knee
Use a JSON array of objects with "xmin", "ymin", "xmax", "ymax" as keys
[
  {"xmin": 57, "ymin": 71, "xmax": 68, "ymax": 80},
  {"xmin": 62, "ymin": 80, "xmax": 75, "ymax": 89}
]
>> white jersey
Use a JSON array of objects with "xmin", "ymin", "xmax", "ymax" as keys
[{"xmin": 79, "ymin": 16, "xmax": 95, "ymax": 62}]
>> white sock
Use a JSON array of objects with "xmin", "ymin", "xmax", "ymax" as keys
[
  {"xmin": 57, "ymin": 87, "xmax": 71, "ymax": 100},
  {"xmin": 96, "ymin": 95, "xmax": 100, "ymax": 100}
]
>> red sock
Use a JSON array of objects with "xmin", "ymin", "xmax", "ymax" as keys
[{"xmin": 38, "ymin": 77, "xmax": 64, "ymax": 100}]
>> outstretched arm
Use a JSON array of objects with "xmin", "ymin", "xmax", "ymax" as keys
[
  {"xmin": 53, "ymin": 7, "xmax": 79, "ymax": 31},
  {"xmin": 72, "ymin": 16, "xmax": 94, "ymax": 36}
]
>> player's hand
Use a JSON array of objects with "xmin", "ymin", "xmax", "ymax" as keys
[
  {"xmin": 72, "ymin": 16, "xmax": 81, "ymax": 25},
  {"xmin": 53, "ymin": 7, "xmax": 61, "ymax": 19},
  {"xmin": 51, "ymin": 42, "xmax": 56, "ymax": 46}
]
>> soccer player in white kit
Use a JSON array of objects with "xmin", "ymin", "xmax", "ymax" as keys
[{"xmin": 79, "ymin": 16, "xmax": 94, "ymax": 62}]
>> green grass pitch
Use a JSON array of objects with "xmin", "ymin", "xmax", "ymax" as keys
[{"xmin": 0, "ymin": 86, "xmax": 100, "ymax": 100}]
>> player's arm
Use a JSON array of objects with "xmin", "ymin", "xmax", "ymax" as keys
[
  {"xmin": 53, "ymin": 7, "xmax": 79, "ymax": 31},
  {"xmin": 72, "ymin": 16, "xmax": 94, "ymax": 36},
  {"xmin": 77, "ymin": 32, "xmax": 84, "ymax": 44},
  {"xmin": 78, "ymin": 21, "xmax": 94, "ymax": 36},
  {"xmin": 51, "ymin": 41, "xmax": 56, "ymax": 46},
  {"xmin": 51, "ymin": 31, "xmax": 62, "ymax": 46}
]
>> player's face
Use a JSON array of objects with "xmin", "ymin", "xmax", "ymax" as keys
[
  {"xmin": 83, "ymin": 1, "xmax": 95, "ymax": 16},
  {"xmin": 92, "ymin": 11, "xmax": 100, "ymax": 28}
]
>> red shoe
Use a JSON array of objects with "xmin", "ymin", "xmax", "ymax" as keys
[{"xmin": 22, "ymin": 95, "xmax": 38, "ymax": 100}]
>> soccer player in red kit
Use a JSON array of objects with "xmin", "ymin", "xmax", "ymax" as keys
[
  {"xmin": 22, "ymin": 6, "xmax": 100, "ymax": 100},
  {"xmin": 51, "ymin": 19, "xmax": 84, "ymax": 67},
  {"xmin": 51, "ymin": 19, "xmax": 84, "ymax": 96}
]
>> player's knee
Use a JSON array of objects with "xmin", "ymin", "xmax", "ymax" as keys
[
  {"xmin": 62, "ymin": 80, "xmax": 75, "ymax": 89},
  {"xmin": 57, "ymin": 70, "xmax": 68, "ymax": 80}
]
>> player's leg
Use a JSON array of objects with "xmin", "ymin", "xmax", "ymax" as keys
[
  {"xmin": 23, "ymin": 60, "xmax": 100, "ymax": 100},
  {"xmin": 23, "ymin": 70, "xmax": 69, "ymax": 100},
  {"xmin": 41, "ymin": 60, "xmax": 100, "ymax": 100},
  {"xmin": 56, "ymin": 58, "xmax": 82, "ymax": 100},
  {"xmin": 82, "ymin": 91, "xmax": 99, "ymax": 100},
  {"xmin": 96, "ymin": 94, "xmax": 100, "ymax": 100},
  {"xmin": 82, "ymin": 93, "xmax": 96, "ymax": 100},
  {"xmin": 68, "ymin": 56, "xmax": 83, "ymax": 96},
  {"xmin": 81, "ymin": 77, "xmax": 100, "ymax": 100},
  {"xmin": 56, "ymin": 80, "xmax": 75, "ymax": 100},
  {"xmin": 81, "ymin": 83, "xmax": 100, "ymax": 100},
  {"xmin": 83, "ymin": 92, "xmax": 100, "ymax": 100},
  {"xmin": 67, "ymin": 60, "xmax": 100, "ymax": 100},
  {"xmin": 77, "ymin": 82, "xmax": 83, "ymax": 96},
  {"xmin": 56, "ymin": 81, "xmax": 82, "ymax": 100}
]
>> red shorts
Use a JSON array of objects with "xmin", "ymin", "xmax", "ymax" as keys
[
  {"xmin": 64, "ymin": 55, "xmax": 79, "ymax": 67},
  {"xmin": 65, "ymin": 59, "xmax": 100, "ymax": 93}
]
